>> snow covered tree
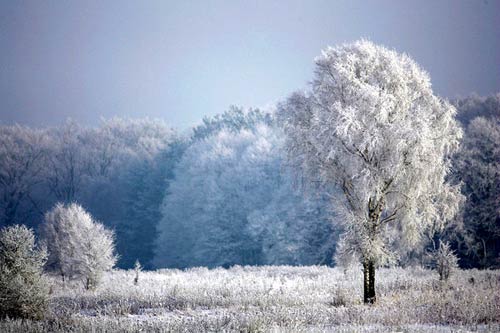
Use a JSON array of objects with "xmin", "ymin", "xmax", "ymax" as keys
[
  {"xmin": 279, "ymin": 40, "xmax": 463, "ymax": 303},
  {"xmin": 192, "ymin": 105, "xmax": 272, "ymax": 141},
  {"xmin": 45, "ymin": 121, "xmax": 91, "ymax": 203},
  {"xmin": 96, "ymin": 117, "xmax": 176, "ymax": 162},
  {"xmin": 0, "ymin": 225, "xmax": 49, "ymax": 319},
  {"xmin": 155, "ymin": 124, "xmax": 278, "ymax": 268},
  {"xmin": 82, "ymin": 118, "xmax": 179, "ymax": 269},
  {"xmin": 42, "ymin": 203, "xmax": 86, "ymax": 279},
  {"xmin": 133, "ymin": 259, "xmax": 142, "ymax": 285},
  {"xmin": 431, "ymin": 240, "xmax": 459, "ymax": 281},
  {"xmin": 0, "ymin": 126, "xmax": 49, "ymax": 227},
  {"xmin": 247, "ymin": 178, "xmax": 337, "ymax": 266},
  {"xmin": 41, "ymin": 203, "xmax": 117, "ymax": 289},
  {"xmin": 0, "ymin": 118, "xmax": 179, "ymax": 269},
  {"xmin": 113, "ymin": 145, "xmax": 183, "ymax": 269},
  {"xmin": 455, "ymin": 116, "xmax": 500, "ymax": 267},
  {"xmin": 453, "ymin": 93, "xmax": 500, "ymax": 126},
  {"xmin": 78, "ymin": 218, "xmax": 117, "ymax": 290},
  {"xmin": 155, "ymin": 110, "xmax": 337, "ymax": 268}
]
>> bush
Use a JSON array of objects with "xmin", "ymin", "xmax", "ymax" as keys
[
  {"xmin": 0, "ymin": 225, "xmax": 49, "ymax": 319},
  {"xmin": 41, "ymin": 203, "xmax": 117, "ymax": 289},
  {"xmin": 433, "ymin": 241, "xmax": 459, "ymax": 281},
  {"xmin": 133, "ymin": 260, "xmax": 142, "ymax": 286}
]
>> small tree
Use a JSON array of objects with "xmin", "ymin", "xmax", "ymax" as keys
[
  {"xmin": 0, "ymin": 225, "xmax": 49, "ymax": 319},
  {"xmin": 432, "ymin": 241, "xmax": 459, "ymax": 281},
  {"xmin": 279, "ymin": 40, "xmax": 463, "ymax": 303},
  {"xmin": 79, "ymin": 219, "xmax": 117, "ymax": 290},
  {"xmin": 133, "ymin": 259, "xmax": 142, "ymax": 285},
  {"xmin": 41, "ymin": 203, "xmax": 117, "ymax": 289}
]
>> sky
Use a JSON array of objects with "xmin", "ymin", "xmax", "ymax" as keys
[{"xmin": 0, "ymin": 0, "xmax": 499, "ymax": 129}]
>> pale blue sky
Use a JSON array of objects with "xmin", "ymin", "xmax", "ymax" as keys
[{"xmin": 1, "ymin": 0, "xmax": 499, "ymax": 128}]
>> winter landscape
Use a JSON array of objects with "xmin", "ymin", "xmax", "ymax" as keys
[{"xmin": 1, "ymin": 1, "xmax": 499, "ymax": 332}]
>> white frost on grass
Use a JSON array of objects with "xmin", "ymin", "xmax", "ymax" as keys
[{"xmin": 1, "ymin": 266, "xmax": 499, "ymax": 332}]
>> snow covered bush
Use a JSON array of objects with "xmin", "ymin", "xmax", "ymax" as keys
[
  {"xmin": 41, "ymin": 203, "xmax": 117, "ymax": 289},
  {"xmin": 133, "ymin": 260, "xmax": 142, "ymax": 286},
  {"xmin": 432, "ymin": 241, "xmax": 459, "ymax": 281},
  {"xmin": 0, "ymin": 225, "xmax": 49, "ymax": 319}
]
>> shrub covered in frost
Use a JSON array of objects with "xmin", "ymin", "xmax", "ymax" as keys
[
  {"xmin": 0, "ymin": 225, "xmax": 49, "ymax": 320},
  {"xmin": 432, "ymin": 241, "xmax": 459, "ymax": 281},
  {"xmin": 133, "ymin": 260, "xmax": 142, "ymax": 286}
]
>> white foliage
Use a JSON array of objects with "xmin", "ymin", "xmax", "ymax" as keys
[
  {"xmin": 0, "ymin": 125, "xmax": 49, "ymax": 225},
  {"xmin": 432, "ymin": 241, "xmax": 459, "ymax": 281},
  {"xmin": 45, "ymin": 121, "xmax": 91, "ymax": 202},
  {"xmin": 0, "ymin": 225, "xmax": 49, "ymax": 319},
  {"xmin": 454, "ymin": 115, "xmax": 500, "ymax": 266},
  {"xmin": 279, "ymin": 40, "xmax": 463, "ymax": 266},
  {"xmin": 41, "ymin": 203, "xmax": 117, "ymax": 288},
  {"xmin": 247, "ymin": 184, "xmax": 336, "ymax": 266},
  {"xmin": 156, "ymin": 124, "xmax": 280, "ymax": 267},
  {"xmin": 155, "ymin": 117, "xmax": 337, "ymax": 268},
  {"xmin": 45, "ymin": 118, "xmax": 176, "ymax": 203},
  {"xmin": 97, "ymin": 117, "xmax": 175, "ymax": 160}
]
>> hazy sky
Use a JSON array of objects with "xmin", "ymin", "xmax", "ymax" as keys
[{"xmin": 1, "ymin": 0, "xmax": 499, "ymax": 128}]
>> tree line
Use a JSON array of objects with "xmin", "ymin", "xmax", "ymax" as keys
[{"xmin": 0, "ymin": 91, "xmax": 498, "ymax": 272}]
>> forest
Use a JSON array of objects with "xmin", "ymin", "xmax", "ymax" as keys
[
  {"xmin": 0, "ymin": 94, "xmax": 500, "ymax": 269},
  {"xmin": 1, "ymin": 92, "xmax": 499, "ymax": 270}
]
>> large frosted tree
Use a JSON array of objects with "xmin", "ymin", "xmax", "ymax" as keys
[{"xmin": 279, "ymin": 40, "xmax": 463, "ymax": 303}]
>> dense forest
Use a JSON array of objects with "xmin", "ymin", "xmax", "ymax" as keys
[{"xmin": 1, "ymin": 93, "xmax": 498, "ymax": 270}]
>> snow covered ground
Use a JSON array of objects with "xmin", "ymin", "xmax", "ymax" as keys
[{"xmin": 1, "ymin": 266, "xmax": 499, "ymax": 332}]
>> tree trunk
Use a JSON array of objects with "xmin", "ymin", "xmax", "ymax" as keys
[
  {"xmin": 85, "ymin": 277, "xmax": 91, "ymax": 290},
  {"xmin": 363, "ymin": 261, "xmax": 369, "ymax": 303},
  {"xmin": 363, "ymin": 260, "xmax": 376, "ymax": 304},
  {"xmin": 363, "ymin": 195, "xmax": 382, "ymax": 304},
  {"xmin": 481, "ymin": 238, "xmax": 487, "ymax": 265},
  {"xmin": 368, "ymin": 260, "xmax": 376, "ymax": 303}
]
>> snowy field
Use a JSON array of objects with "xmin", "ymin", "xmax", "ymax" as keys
[{"xmin": 1, "ymin": 266, "xmax": 499, "ymax": 332}]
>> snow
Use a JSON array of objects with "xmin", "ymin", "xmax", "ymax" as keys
[{"xmin": 2, "ymin": 265, "xmax": 497, "ymax": 332}]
